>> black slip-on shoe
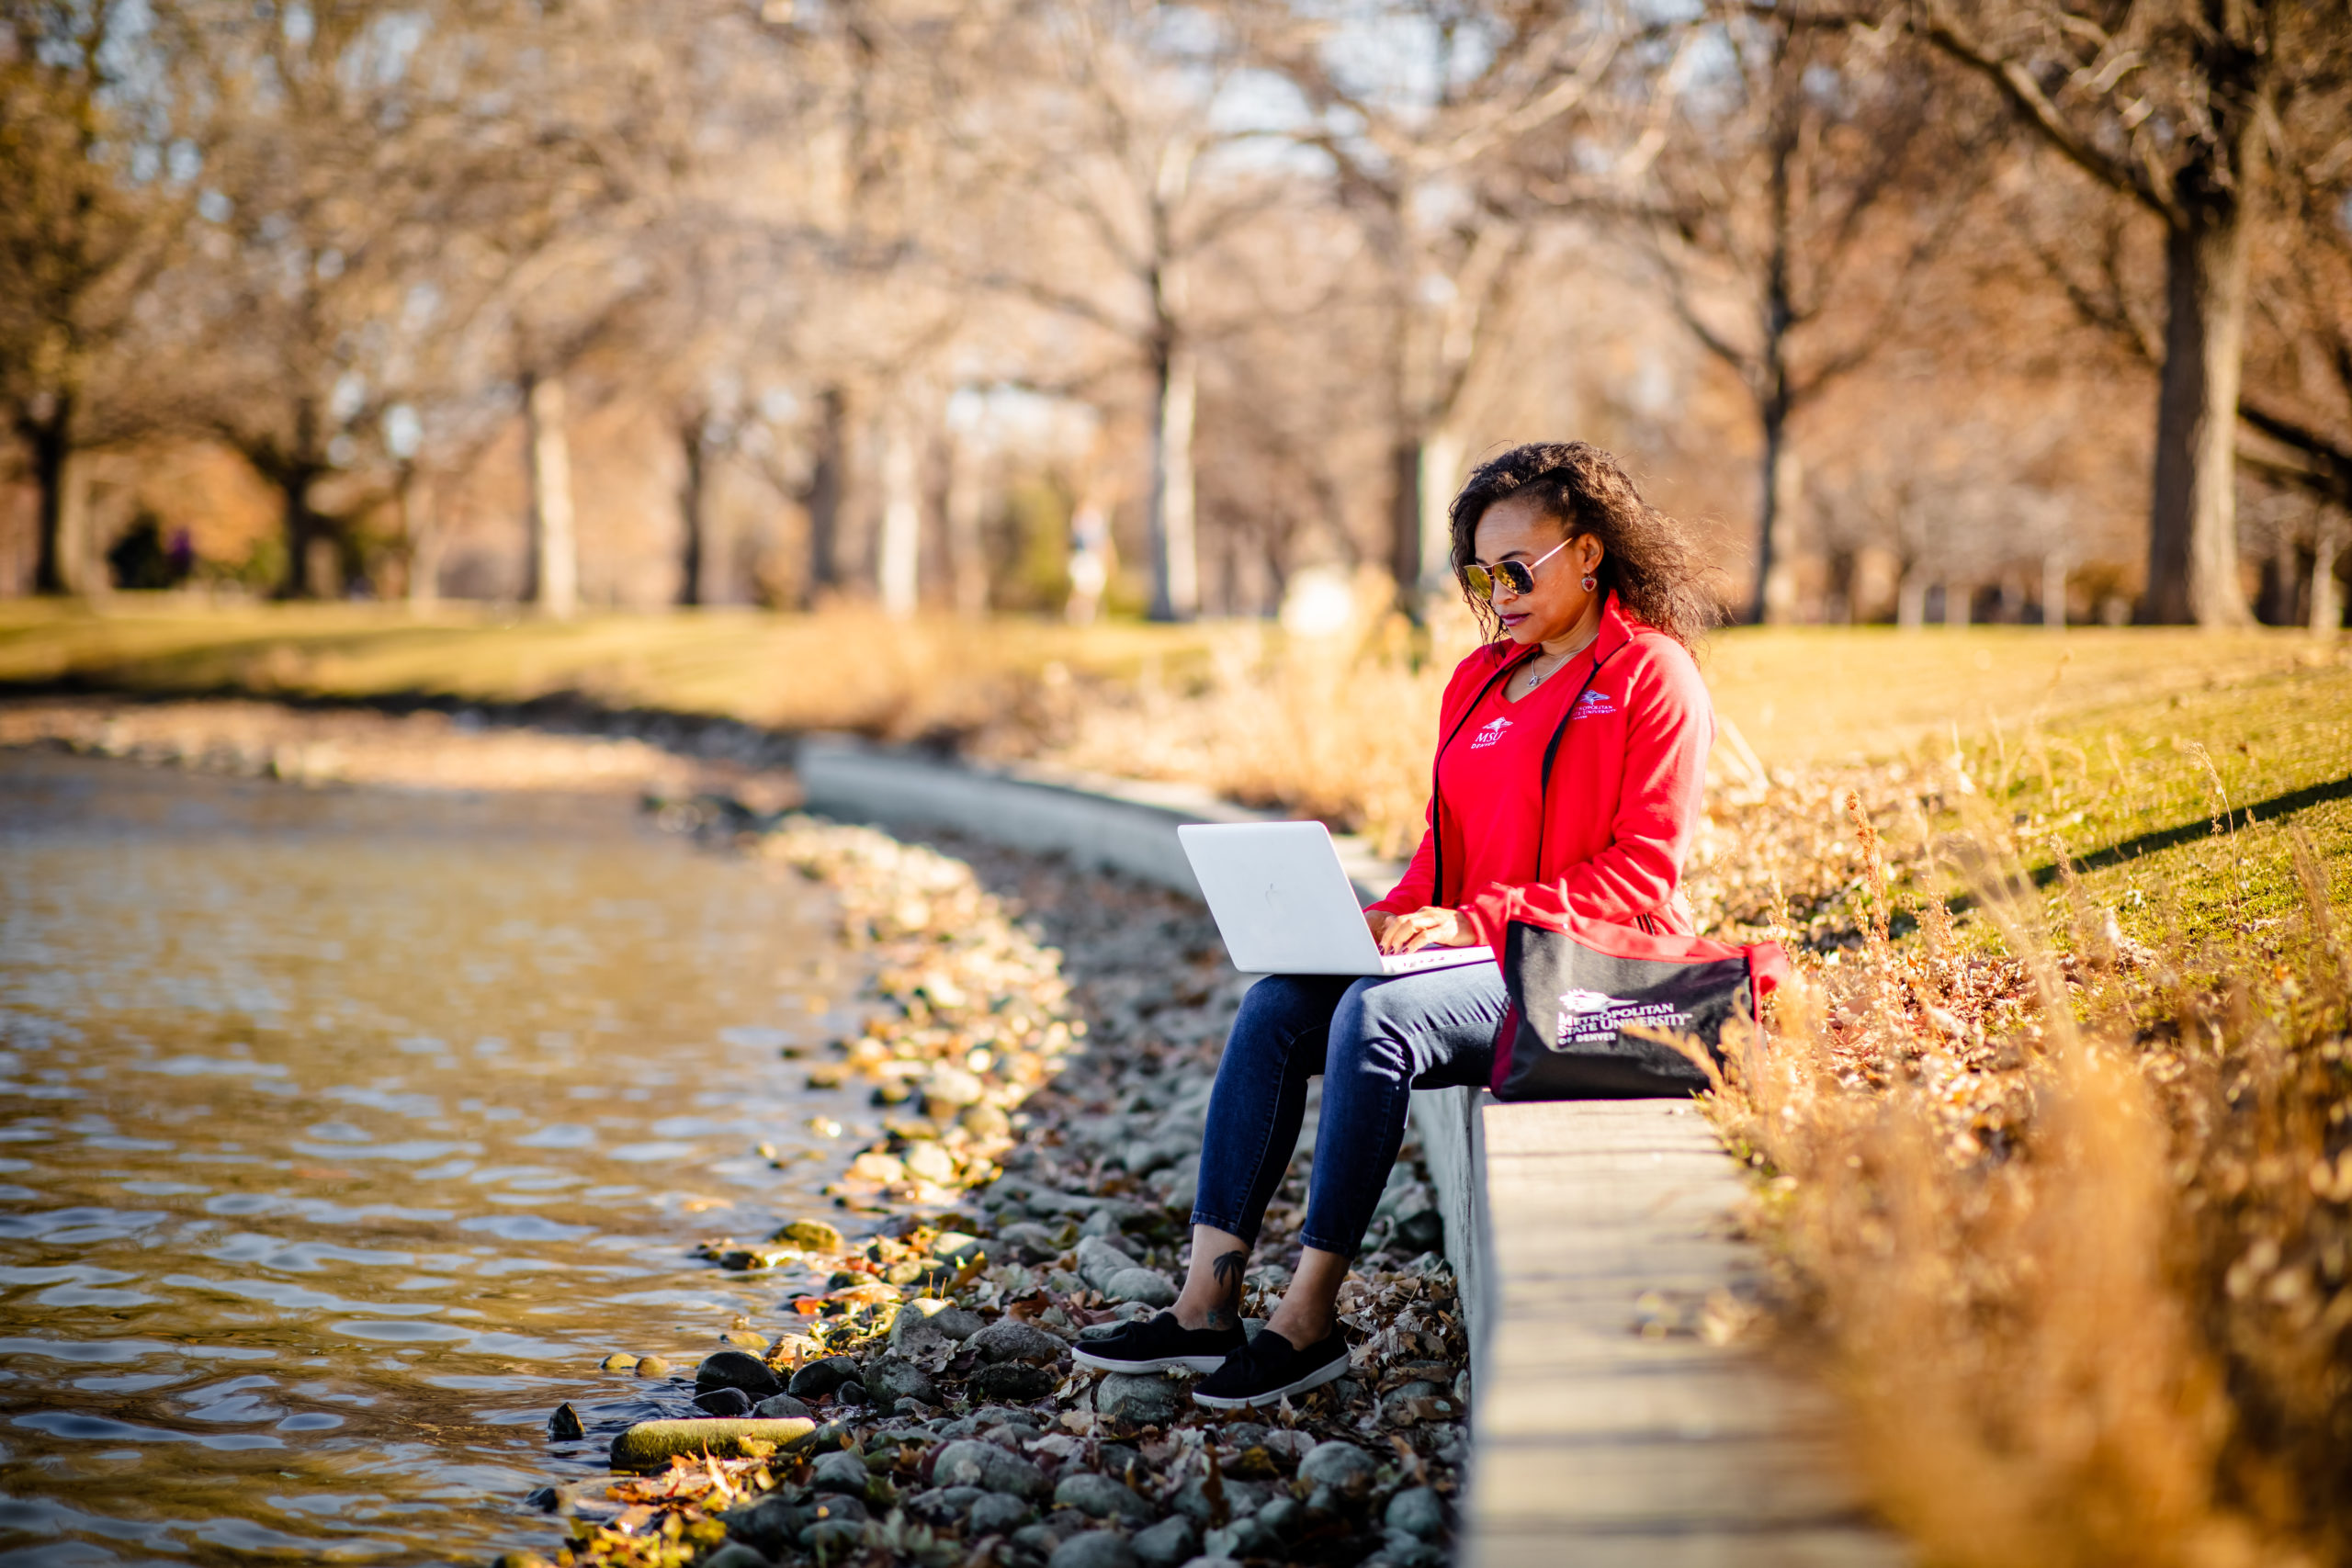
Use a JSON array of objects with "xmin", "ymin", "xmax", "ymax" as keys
[
  {"xmin": 1070, "ymin": 1313, "xmax": 1244, "ymax": 1375},
  {"xmin": 1190, "ymin": 1326, "xmax": 1350, "ymax": 1409}
]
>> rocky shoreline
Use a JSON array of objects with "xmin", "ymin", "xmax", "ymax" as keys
[
  {"xmin": 2, "ymin": 700, "xmax": 1470, "ymax": 1568},
  {"xmin": 520, "ymin": 800, "xmax": 1469, "ymax": 1568}
]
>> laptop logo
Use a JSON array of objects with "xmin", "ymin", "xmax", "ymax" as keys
[{"xmin": 1469, "ymin": 716, "xmax": 1511, "ymax": 750}]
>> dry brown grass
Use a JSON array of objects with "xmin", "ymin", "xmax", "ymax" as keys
[{"xmin": 1690, "ymin": 768, "xmax": 2352, "ymax": 1567}]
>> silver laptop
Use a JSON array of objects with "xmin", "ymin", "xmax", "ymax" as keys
[{"xmin": 1178, "ymin": 822, "xmax": 1497, "ymax": 976}]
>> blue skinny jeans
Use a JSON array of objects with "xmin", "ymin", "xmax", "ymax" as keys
[{"xmin": 1189, "ymin": 963, "xmax": 1507, "ymax": 1259}]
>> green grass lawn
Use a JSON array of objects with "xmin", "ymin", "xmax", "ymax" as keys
[{"xmin": 1946, "ymin": 656, "xmax": 2352, "ymax": 958}]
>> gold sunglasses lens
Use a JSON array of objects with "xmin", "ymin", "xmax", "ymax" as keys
[{"xmin": 1462, "ymin": 565, "xmax": 1494, "ymax": 599}]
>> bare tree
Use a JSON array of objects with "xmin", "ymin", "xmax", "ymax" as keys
[
  {"xmin": 1247, "ymin": 0, "xmax": 1623, "ymax": 609},
  {"xmin": 1905, "ymin": 0, "xmax": 2352, "ymax": 625},
  {"xmin": 0, "ymin": 0, "xmax": 200, "ymax": 593},
  {"xmin": 1600, "ymin": 6, "xmax": 1988, "ymax": 621}
]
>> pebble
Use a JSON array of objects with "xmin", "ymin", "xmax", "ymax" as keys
[
  {"xmin": 1170, "ymin": 1476, "xmax": 1271, "ymax": 1524},
  {"xmin": 970, "ymin": 1362, "xmax": 1057, "ymax": 1403},
  {"xmin": 700, "ymin": 1546, "xmax": 768, "ymax": 1568},
  {"xmin": 1054, "ymin": 1471, "xmax": 1154, "ymax": 1523},
  {"xmin": 1255, "ymin": 1496, "xmax": 1302, "ymax": 1539},
  {"xmin": 1102, "ymin": 1267, "xmax": 1178, "ymax": 1307},
  {"xmin": 1130, "ymin": 1515, "xmax": 1201, "ymax": 1568},
  {"xmin": 1297, "ymin": 1438, "xmax": 1377, "ymax": 1497},
  {"xmin": 692, "ymin": 1386, "xmax": 754, "ymax": 1416},
  {"xmin": 696, "ymin": 1349, "xmax": 785, "ymax": 1401},
  {"xmin": 863, "ymin": 1356, "xmax": 937, "ymax": 1407},
  {"xmin": 786, "ymin": 1356, "xmax": 859, "ymax": 1399},
  {"xmin": 1049, "ymin": 1531, "xmax": 1140, "ymax": 1568},
  {"xmin": 1385, "ymin": 1484, "xmax": 1448, "ymax": 1540},
  {"xmin": 599, "ymin": 1352, "xmax": 638, "ymax": 1371},
  {"xmin": 1094, "ymin": 1371, "xmax": 1182, "ymax": 1427},
  {"xmin": 906, "ymin": 1485, "xmax": 986, "ymax": 1527},
  {"xmin": 773, "ymin": 1218, "xmax": 846, "ymax": 1252},
  {"xmin": 809, "ymin": 1449, "xmax": 874, "ymax": 1496},
  {"xmin": 931, "ymin": 1438, "xmax": 1050, "ymax": 1500},
  {"xmin": 631, "ymin": 1355, "xmax": 670, "ymax": 1379},
  {"xmin": 801, "ymin": 1518, "xmax": 865, "ymax": 1554},
  {"xmin": 970, "ymin": 1319, "xmax": 1065, "ymax": 1365},
  {"xmin": 546, "ymin": 1403, "xmax": 584, "ymax": 1440},
  {"xmin": 967, "ymin": 1491, "xmax": 1036, "ymax": 1535},
  {"xmin": 752, "ymin": 1392, "xmax": 812, "ymax": 1419}
]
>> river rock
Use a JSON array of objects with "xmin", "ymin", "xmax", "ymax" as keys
[
  {"xmin": 1075, "ymin": 1237, "xmax": 1139, "ymax": 1291},
  {"xmin": 801, "ymin": 1518, "xmax": 865, "ymax": 1555},
  {"xmin": 693, "ymin": 1386, "xmax": 754, "ymax": 1417},
  {"xmin": 600, "ymin": 1352, "xmax": 639, "ymax": 1371},
  {"xmin": 1130, "ymin": 1515, "xmax": 1200, "ymax": 1568},
  {"xmin": 803, "ymin": 1493, "xmax": 867, "ymax": 1527},
  {"xmin": 971, "ymin": 1362, "xmax": 1058, "ymax": 1403},
  {"xmin": 787, "ymin": 1356, "xmax": 860, "ymax": 1399},
  {"xmin": 1170, "ymin": 1477, "xmax": 1272, "ymax": 1525},
  {"xmin": 992, "ymin": 1220, "xmax": 1065, "ymax": 1261},
  {"xmin": 773, "ymin": 1218, "xmax": 846, "ymax": 1252},
  {"xmin": 1101, "ymin": 1267, "xmax": 1178, "ymax": 1307},
  {"xmin": 810, "ymin": 1448, "xmax": 875, "ymax": 1496},
  {"xmin": 906, "ymin": 1485, "xmax": 987, "ymax": 1527},
  {"xmin": 633, "ymin": 1356, "xmax": 671, "ymax": 1379},
  {"xmin": 1054, "ymin": 1472, "xmax": 1154, "ymax": 1524},
  {"xmin": 1049, "ymin": 1532, "xmax": 1139, "ymax": 1568},
  {"xmin": 932, "ymin": 1231, "xmax": 988, "ymax": 1264},
  {"xmin": 931, "ymin": 1438, "xmax": 1049, "ymax": 1500},
  {"xmin": 752, "ymin": 1392, "xmax": 812, "ymax": 1420},
  {"xmin": 1095, "ymin": 1372, "xmax": 1182, "ymax": 1427},
  {"xmin": 609, "ymin": 1417, "xmax": 815, "ymax": 1471},
  {"xmin": 696, "ymin": 1349, "xmax": 784, "ymax": 1401},
  {"xmin": 863, "ymin": 1355, "xmax": 937, "ymax": 1407},
  {"xmin": 699, "ymin": 1545, "xmax": 766, "ymax": 1568},
  {"xmin": 1297, "ymin": 1439, "xmax": 1376, "ymax": 1497},
  {"xmin": 902, "ymin": 1141, "xmax": 958, "ymax": 1185},
  {"xmin": 968, "ymin": 1492, "xmax": 1036, "ymax": 1535},
  {"xmin": 1385, "ymin": 1485, "xmax": 1448, "ymax": 1540},
  {"xmin": 547, "ymin": 1403, "xmax": 584, "ymax": 1440},
  {"xmin": 720, "ymin": 1493, "xmax": 806, "ymax": 1552},
  {"xmin": 971, "ymin": 1319, "xmax": 1064, "ymax": 1365},
  {"xmin": 1255, "ymin": 1494, "xmax": 1300, "ymax": 1533}
]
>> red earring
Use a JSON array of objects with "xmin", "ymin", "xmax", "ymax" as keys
[{"xmin": 1582, "ymin": 574, "xmax": 1597, "ymax": 592}]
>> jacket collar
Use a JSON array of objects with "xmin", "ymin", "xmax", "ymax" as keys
[{"xmin": 1490, "ymin": 591, "xmax": 1636, "ymax": 672}]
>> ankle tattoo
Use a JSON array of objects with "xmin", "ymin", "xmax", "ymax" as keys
[{"xmin": 1205, "ymin": 1248, "xmax": 1248, "ymax": 1332}]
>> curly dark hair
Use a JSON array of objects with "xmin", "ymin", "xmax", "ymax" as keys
[{"xmin": 1448, "ymin": 442, "xmax": 1720, "ymax": 649}]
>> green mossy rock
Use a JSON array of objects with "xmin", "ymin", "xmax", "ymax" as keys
[{"xmin": 608, "ymin": 1416, "xmax": 817, "ymax": 1471}]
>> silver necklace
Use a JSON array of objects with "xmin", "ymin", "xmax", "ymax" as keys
[{"xmin": 1520, "ymin": 633, "xmax": 1596, "ymax": 691}]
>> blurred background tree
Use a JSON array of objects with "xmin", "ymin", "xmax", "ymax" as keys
[{"xmin": 0, "ymin": 0, "xmax": 2346, "ymax": 626}]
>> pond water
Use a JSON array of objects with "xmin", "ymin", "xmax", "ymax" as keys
[{"xmin": 0, "ymin": 752, "xmax": 871, "ymax": 1565}]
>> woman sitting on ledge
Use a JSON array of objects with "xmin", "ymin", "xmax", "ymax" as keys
[{"xmin": 1076, "ymin": 441, "xmax": 1721, "ymax": 1407}]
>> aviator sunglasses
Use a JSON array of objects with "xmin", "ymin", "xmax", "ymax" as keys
[{"xmin": 1459, "ymin": 536, "xmax": 1572, "ymax": 601}]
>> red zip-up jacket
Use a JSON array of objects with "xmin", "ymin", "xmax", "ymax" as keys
[{"xmin": 1370, "ymin": 593, "xmax": 1713, "ymax": 946}]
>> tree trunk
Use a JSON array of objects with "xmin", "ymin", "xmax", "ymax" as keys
[
  {"xmin": 1419, "ymin": 428, "xmax": 1463, "ymax": 590},
  {"xmin": 402, "ymin": 469, "xmax": 442, "ymax": 612},
  {"xmin": 876, "ymin": 410, "xmax": 921, "ymax": 619},
  {"xmin": 2144, "ymin": 204, "xmax": 2255, "ymax": 626},
  {"xmin": 804, "ymin": 386, "xmax": 847, "ymax": 606},
  {"xmin": 2042, "ymin": 550, "xmax": 2068, "ymax": 629},
  {"xmin": 944, "ymin": 431, "xmax": 988, "ymax": 617},
  {"xmin": 1754, "ymin": 402, "xmax": 1803, "ymax": 624},
  {"xmin": 1388, "ymin": 437, "xmax": 1421, "ymax": 604},
  {"xmin": 678, "ymin": 415, "xmax": 707, "ymax": 607},
  {"xmin": 2314, "ymin": 518, "xmax": 2345, "ymax": 637},
  {"xmin": 1146, "ymin": 337, "xmax": 1198, "ymax": 622},
  {"xmin": 26, "ymin": 396, "xmax": 74, "ymax": 595},
  {"xmin": 1897, "ymin": 567, "xmax": 1928, "ymax": 630},
  {"xmin": 524, "ymin": 371, "xmax": 578, "ymax": 619}
]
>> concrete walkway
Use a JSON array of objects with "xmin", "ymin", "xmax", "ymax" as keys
[{"xmin": 1467, "ymin": 1099, "xmax": 1904, "ymax": 1568}]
